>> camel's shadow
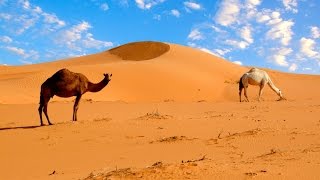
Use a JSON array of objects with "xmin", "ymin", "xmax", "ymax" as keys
[{"xmin": 0, "ymin": 125, "xmax": 42, "ymax": 131}]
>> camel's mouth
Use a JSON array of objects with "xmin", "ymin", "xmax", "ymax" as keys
[{"xmin": 108, "ymin": 41, "xmax": 170, "ymax": 61}]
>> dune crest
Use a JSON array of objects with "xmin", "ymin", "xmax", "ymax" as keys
[{"xmin": 108, "ymin": 41, "xmax": 170, "ymax": 61}]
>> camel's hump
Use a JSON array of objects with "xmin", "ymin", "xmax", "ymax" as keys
[
  {"xmin": 49, "ymin": 68, "xmax": 77, "ymax": 80},
  {"xmin": 56, "ymin": 68, "xmax": 72, "ymax": 74},
  {"xmin": 248, "ymin": 68, "xmax": 261, "ymax": 72}
]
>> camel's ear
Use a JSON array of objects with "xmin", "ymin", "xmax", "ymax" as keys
[{"xmin": 110, "ymin": 74, "xmax": 112, "ymax": 77}]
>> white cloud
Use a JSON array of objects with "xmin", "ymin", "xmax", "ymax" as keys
[
  {"xmin": 19, "ymin": 0, "xmax": 43, "ymax": 15},
  {"xmin": 211, "ymin": 25, "xmax": 223, "ymax": 33},
  {"xmin": 214, "ymin": 0, "xmax": 240, "ymax": 27},
  {"xmin": 19, "ymin": 0, "xmax": 31, "ymax": 10},
  {"xmin": 256, "ymin": 11, "xmax": 271, "ymax": 23},
  {"xmin": 289, "ymin": 63, "xmax": 297, "ymax": 71},
  {"xmin": 5, "ymin": 46, "xmax": 25, "ymax": 56},
  {"xmin": 240, "ymin": 25, "xmax": 253, "ymax": 44},
  {"xmin": 245, "ymin": 0, "xmax": 261, "ymax": 7},
  {"xmin": 310, "ymin": 26, "xmax": 320, "ymax": 39},
  {"xmin": 24, "ymin": 49, "xmax": 39, "ymax": 60},
  {"xmin": 82, "ymin": 33, "xmax": 113, "ymax": 48},
  {"xmin": 226, "ymin": 39, "xmax": 249, "ymax": 49},
  {"xmin": 135, "ymin": 0, "xmax": 165, "ymax": 10},
  {"xmin": 187, "ymin": 42, "xmax": 197, "ymax": 47},
  {"xmin": 0, "ymin": 13, "xmax": 12, "ymax": 20},
  {"xmin": 272, "ymin": 55, "xmax": 289, "ymax": 67},
  {"xmin": 266, "ymin": 18, "xmax": 294, "ymax": 46},
  {"xmin": 256, "ymin": 10, "xmax": 294, "ymax": 46},
  {"xmin": 75, "ymin": 21, "xmax": 91, "ymax": 32},
  {"xmin": 58, "ymin": 21, "xmax": 91, "ymax": 49},
  {"xmin": 57, "ymin": 21, "xmax": 113, "ymax": 51},
  {"xmin": 199, "ymin": 48, "xmax": 217, "ymax": 56},
  {"xmin": 171, "ymin": 9, "xmax": 180, "ymax": 17},
  {"xmin": 0, "ymin": 36, "xmax": 12, "ymax": 43},
  {"xmin": 214, "ymin": 48, "xmax": 231, "ymax": 56},
  {"xmin": 22, "ymin": 0, "xmax": 65, "ymax": 29},
  {"xmin": 244, "ymin": 0, "xmax": 261, "ymax": 19},
  {"xmin": 100, "ymin": 3, "xmax": 109, "ymax": 11},
  {"xmin": 184, "ymin": 1, "xmax": 201, "ymax": 10},
  {"xmin": 267, "ymin": 11, "xmax": 282, "ymax": 25},
  {"xmin": 1, "ymin": 0, "xmax": 66, "ymax": 34},
  {"xmin": 188, "ymin": 29, "xmax": 203, "ymax": 40},
  {"xmin": 270, "ymin": 47, "xmax": 292, "ymax": 67},
  {"xmin": 303, "ymin": 67, "xmax": 312, "ymax": 71},
  {"xmin": 233, "ymin": 61, "xmax": 243, "ymax": 65},
  {"xmin": 4, "ymin": 46, "xmax": 39, "ymax": 60},
  {"xmin": 300, "ymin": 37, "xmax": 318, "ymax": 58},
  {"xmin": 153, "ymin": 14, "xmax": 161, "ymax": 20},
  {"xmin": 15, "ymin": 14, "xmax": 39, "ymax": 34},
  {"xmin": 198, "ymin": 47, "xmax": 231, "ymax": 59},
  {"xmin": 282, "ymin": 0, "xmax": 298, "ymax": 13},
  {"xmin": 42, "ymin": 13, "xmax": 65, "ymax": 28}
]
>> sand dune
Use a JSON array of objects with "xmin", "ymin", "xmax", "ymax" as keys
[
  {"xmin": 2, "ymin": 41, "xmax": 319, "ymax": 104},
  {"xmin": 0, "ymin": 41, "xmax": 320, "ymax": 180}
]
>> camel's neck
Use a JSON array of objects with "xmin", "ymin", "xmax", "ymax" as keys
[
  {"xmin": 267, "ymin": 78, "xmax": 280, "ymax": 94},
  {"xmin": 88, "ymin": 79, "xmax": 110, "ymax": 92}
]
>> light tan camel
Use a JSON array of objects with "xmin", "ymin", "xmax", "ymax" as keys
[
  {"xmin": 38, "ymin": 68, "xmax": 112, "ymax": 126},
  {"xmin": 239, "ymin": 68, "xmax": 284, "ymax": 102}
]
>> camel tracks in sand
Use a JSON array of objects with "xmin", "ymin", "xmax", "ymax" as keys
[
  {"xmin": 84, "ymin": 156, "xmax": 209, "ymax": 180},
  {"xmin": 222, "ymin": 129, "xmax": 261, "ymax": 139},
  {"xmin": 245, "ymin": 170, "xmax": 267, "ymax": 177},
  {"xmin": 93, "ymin": 117, "xmax": 112, "ymax": 122},
  {"xmin": 149, "ymin": 135, "xmax": 198, "ymax": 144},
  {"xmin": 135, "ymin": 111, "xmax": 173, "ymax": 121}
]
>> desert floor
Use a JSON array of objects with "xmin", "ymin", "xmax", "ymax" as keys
[{"xmin": 1, "ymin": 99, "xmax": 320, "ymax": 179}]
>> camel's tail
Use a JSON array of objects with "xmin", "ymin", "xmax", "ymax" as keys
[{"xmin": 239, "ymin": 76, "xmax": 244, "ymax": 91}]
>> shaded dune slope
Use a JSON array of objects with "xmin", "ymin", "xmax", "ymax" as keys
[
  {"xmin": 109, "ymin": 41, "xmax": 170, "ymax": 60},
  {"xmin": 0, "ymin": 41, "xmax": 319, "ymax": 104}
]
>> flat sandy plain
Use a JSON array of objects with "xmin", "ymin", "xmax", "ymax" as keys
[{"xmin": 1, "ymin": 42, "xmax": 320, "ymax": 179}]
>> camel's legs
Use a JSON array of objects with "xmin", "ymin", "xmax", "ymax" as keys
[
  {"xmin": 73, "ymin": 95, "xmax": 82, "ymax": 121},
  {"xmin": 239, "ymin": 88, "xmax": 243, "ymax": 102},
  {"xmin": 258, "ymin": 83, "xmax": 265, "ymax": 102},
  {"xmin": 244, "ymin": 86, "xmax": 249, "ymax": 102},
  {"xmin": 38, "ymin": 103, "xmax": 44, "ymax": 126},
  {"xmin": 39, "ymin": 94, "xmax": 52, "ymax": 126},
  {"xmin": 43, "ymin": 98, "xmax": 53, "ymax": 125}
]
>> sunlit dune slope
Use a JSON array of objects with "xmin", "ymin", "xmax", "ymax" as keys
[{"xmin": 0, "ymin": 41, "xmax": 319, "ymax": 104}]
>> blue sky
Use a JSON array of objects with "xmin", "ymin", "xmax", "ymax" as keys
[{"xmin": 0, "ymin": 0, "xmax": 320, "ymax": 74}]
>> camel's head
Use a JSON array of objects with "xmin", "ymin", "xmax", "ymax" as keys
[
  {"xmin": 103, "ymin": 73, "xmax": 112, "ymax": 82},
  {"xmin": 278, "ymin": 89, "xmax": 286, "ymax": 100}
]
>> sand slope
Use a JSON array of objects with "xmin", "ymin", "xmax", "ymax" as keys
[
  {"xmin": 0, "ymin": 41, "xmax": 245, "ymax": 104},
  {"xmin": 0, "ymin": 41, "xmax": 320, "ymax": 180},
  {"xmin": 1, "ymin": 41, "xmax": 319, "ymax": 104}
]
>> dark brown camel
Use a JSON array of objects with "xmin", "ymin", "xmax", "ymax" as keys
[{"xmin": 38, "ymin": 68, "xmax": 112, "ymax": 126}]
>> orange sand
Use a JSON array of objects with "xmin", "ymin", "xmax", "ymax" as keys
[{"xmin": 0, "ymin": 42, "xmax": 320, "ymax": 179}]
